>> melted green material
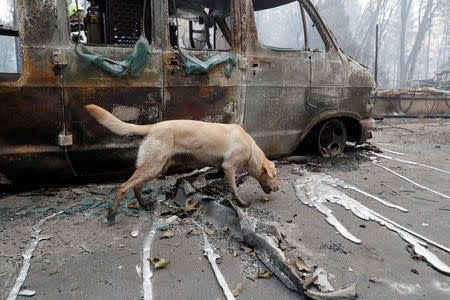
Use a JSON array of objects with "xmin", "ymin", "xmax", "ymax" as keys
[
  {"xmin": 102, "ymin": 217, "xmax": 119, "ymax": 225},
  {"xmin": 30, "ymin": 207, "xmax": 54, "ymax": 214},
  {"xmin": 57, "ymin": 184, "xmax": 172, "ymax": 220},
  {"xmin": 80, "ymin": 197, "xmax": 95, "ymax": 206},
  {"xmin": 75, "ymin": 35, "xmax": 150, "ymax": 77},
  {"xmin": 180, "ymin": 49, "xmax": 237, "ymax": 78}
]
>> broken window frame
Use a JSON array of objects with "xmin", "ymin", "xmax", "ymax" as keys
[
  {"xmin": 0, "ymin": 0, "xmax": 22, "ymax": 79},
  {"xmin": 168, "ymin": 0, "xmax": 233, "ymax": 51},
  {"xmin": 67, "ymin": 0, "xmax": 152, "ymax": 47},
  {"xmin": 301, "ymin": 1, "xmax": 327, "ymax": 52},
  {"xmin": 252, "ymin": 0, "xmax": 328, "ymax": 52}
]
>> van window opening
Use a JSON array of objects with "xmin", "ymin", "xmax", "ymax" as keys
[
  {"xmin": 67, "ymin": 0, "xmax": 151, "ymax": 46},
  {"xmin": 303, "ymin": 3, "xmax": 325, "ymax": 51},
  {"xmin": 168, "ymin": 0, "xmax": 232, "ymax": 50},
  {"xmin": 253, "ymin": 0, "xmax": 325, "ymax": 52},
  {"xmin": 0, "ymin": 0, "xmax": 22, "ymax": 78}
]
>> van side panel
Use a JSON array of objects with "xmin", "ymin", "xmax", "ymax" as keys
[{"xmin": 0, "ymin": 0, "xmax": 73, "ymax": 184}]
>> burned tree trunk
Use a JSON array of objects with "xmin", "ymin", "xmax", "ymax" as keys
[
  {"xmin": 405, "ymin": 0, "xmax": 437, "ymax": 83},
  {"xmin": 398, "ymin": 0, "xmax": 412, "ymax": 87}
]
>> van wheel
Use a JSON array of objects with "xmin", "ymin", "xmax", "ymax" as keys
[{"xmin": 317, "ymin": 119, "xmax": 347, "ymax": 157}]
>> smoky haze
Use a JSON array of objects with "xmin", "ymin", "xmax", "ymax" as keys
[{"xmin": 314, "ymin": 0, "xmax": 449, "ymax": 89}]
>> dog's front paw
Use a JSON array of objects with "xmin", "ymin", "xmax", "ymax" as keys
[
  {"xmin": 239, "ymin": 202, "xmax": 250, "ymax": 208},
  {"xmin": 234, "ymin": 197, "xmax": 250, "ymax": 208},
  {"xmin": 107, "ymin": 208, "xmax": 117, "ymax": 223}
]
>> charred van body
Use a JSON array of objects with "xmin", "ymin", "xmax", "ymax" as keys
[{"xmin": 0, "ymin": 0, "xmax": 375, "ymax": 187}]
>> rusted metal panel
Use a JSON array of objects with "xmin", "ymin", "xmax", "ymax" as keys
[
  {"xmin": 64, "ymin": 83, "xmax": 164, "ymax": 175},
  {"xmin": 164, "ymin": 86, "xmax": 238, "ymax": 122},
  {"xmin": 164, "ymin": 51, "xmax": 240, "ymax": 123},
  {"xmin": 0, "ymin": 150, "xmax": 74, "ymax": 184},
  {"xmin": 67, "ymin": 88, "xmax": 163, "ymax": 146},
  {"xmin": 0, "ymin": 85, "xmax": 71, "ymax": 183},
  {"xmin": 0, "ymin": 87, "xmax": 63, "ymax": 145}
]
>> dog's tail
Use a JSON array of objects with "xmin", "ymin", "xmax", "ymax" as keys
[{"xmin": 85, "ymin": 104, "xmax": 151, "ymax": 136}]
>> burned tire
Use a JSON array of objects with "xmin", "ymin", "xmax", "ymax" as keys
[{"xmin": 317, "ymin": 119, "xmax": 347, "ymax": 157}]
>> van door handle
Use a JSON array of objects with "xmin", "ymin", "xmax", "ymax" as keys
[{"xmin": 251, "ymin": 61, "xmax": 271, "ymax": 69}]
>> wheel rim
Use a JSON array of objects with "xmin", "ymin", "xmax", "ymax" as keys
[{"xmin": 317, "ymin": 119, "xmax": 347, "ymax": 157}]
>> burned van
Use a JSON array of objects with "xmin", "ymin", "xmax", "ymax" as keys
[{"xmin": 0, "ymin": 0, "xmax": 375, "ymax": 186}]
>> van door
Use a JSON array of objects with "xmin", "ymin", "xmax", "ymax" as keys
[
  {"xmin": 0, "ymin": 0, "xmax": 73, "ymax": 184},
  {"xmin": 243, "ymin": 0, "xmax": 343, "ymax": 157},
  {"xmin": 163, "ymin": 0, "xmax": 241, "ymax": 124},
  {"xmin": 63, "ymin": 0, "xmax": 164, "ymax": 175}
]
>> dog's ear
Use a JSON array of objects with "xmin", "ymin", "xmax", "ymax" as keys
[{"xmin": 262, "ymin": 161, "xmax": 276, "ymax": 178}]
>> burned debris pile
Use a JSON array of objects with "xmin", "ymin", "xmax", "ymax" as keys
[{"xmin": 170, "ymin": 168, "xmax": 357, "ymax": 300}]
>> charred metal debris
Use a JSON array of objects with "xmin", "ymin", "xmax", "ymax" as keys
[{"xmin": 169, "ymin": 168, "xmax": 357, "ymax": 299}]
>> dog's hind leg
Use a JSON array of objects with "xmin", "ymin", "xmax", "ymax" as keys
[
  {"xmin": 107, "ymin": 162, "xmax": 165, "ymax": 222},
  {"xmin": 223, "ymin": 167, "xmax": 250, "ymax": 207},
  {"xmin": 107, "ymin": 136, "xmax": 173, "ymax": 222},
  {"xmin": 134, "ymin": 186, "xmax": 153, "ymax": 209}
]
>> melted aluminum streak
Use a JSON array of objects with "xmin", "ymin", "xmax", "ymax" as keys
[
  {"xmin": 142, "ymin": 218, "xmax": 158, "ymax": 300},
  {"xmin": 7, "ymin": 211, "xmax": 63, "ymax": 300},
  {"xmin": 369, "ymin": 157, "xmax": 450, "ymax": 200},
  {"xmin": 295, "ymin": 174, "xmax": 450, "ymax": 275},
  {"xmin": 142, "ymin": 196, "xmax": 166, "ymax": 299},
  {"xmin": 371, "ymin": 152, "xmax": 450, "ymax": 176},
  {"xmin": 335, "ymin": 178, "xmax": 408, "ymax": 212},
  {"xmin": 379, "ymin": 148, "xmax": 405, "ymax": 156}
]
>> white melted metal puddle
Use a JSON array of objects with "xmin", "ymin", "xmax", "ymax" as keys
[
  {"xmin": 371, "ymin": 278, "xmax": 421, "ymax": 294},
  {"xmin": 295, "ymin": 173, "xmax": 450, "ymax": 275},
  {"xmin": 376, "ymin": 279, "xmax": 420, "ymax": 295},
  {"xmin": 432, "ymin": 279, "xmax": 450, "ymax": 294},
  {"xmin": 391, "ymin": 282, "xmax": 421, "ymax": 294}
]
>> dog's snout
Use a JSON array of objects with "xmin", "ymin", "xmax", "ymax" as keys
[
  {"xmin": 273, "ymin": 182, "xmax": 278, "ymax": 192},
  {"xmin": 272, "ymin": 181, "xmax": 279, "ymax": 192},
  {"xmin": 262, "ymin": 179, "xmax": 278, "ymax": 194}
]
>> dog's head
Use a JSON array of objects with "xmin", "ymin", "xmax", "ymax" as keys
[{"xmin": 258, "ymin": 160, "xmax": 279, "ymax": 194}]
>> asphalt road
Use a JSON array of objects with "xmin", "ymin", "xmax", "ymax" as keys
[{"xmin": 1, "ymin": 118, "xmax": 450, "ymax": 300}]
